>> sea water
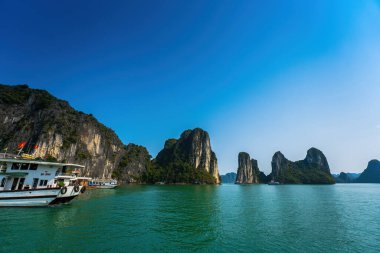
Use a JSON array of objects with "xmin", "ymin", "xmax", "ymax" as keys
[{"xmin": 1, "ymin": 184, "xmax": 379, "ymax": 252}]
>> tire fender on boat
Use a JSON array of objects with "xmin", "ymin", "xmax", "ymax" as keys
[
  {"xmin": 60, "ymin": 186, "xmax": 67, "ymax": 195},
  {"xmin": 74, "ymin": 185, "xmax": 80, "ymax": 192},
  {"xmin": 80, "ymin": 186, "xmax": 86, "ymax": 193}
]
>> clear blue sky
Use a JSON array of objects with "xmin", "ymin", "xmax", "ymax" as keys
[{"xmin": 1, "ymin": 0, "xmax": 380, "ymax": 174}]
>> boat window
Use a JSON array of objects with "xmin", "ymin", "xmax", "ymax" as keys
[
  {"xmin": 11, "ymin": 163, "xmax": 20, "ymax": 170},
  {"xmin": 17, "ymin": 178, "xmax": 25, "ymax": 190},
  {"xmin": 29, "ymin": 164, "xmax": 38, "ymax": 170},
  {"xmin": 38, "ymin": 180, "xmax": 48, "ymax": 186},
  {"xmin": 0, "ymin": 178, "xmax": 6, "ymax": 187},
  {"xmin": 11, "ymin": 178, "xmax": 19, "ymax": 190},
  {"xmin": 32, "ymin": 178, "xmax": 39, "ymax": 189},
  {"xmin": 20, "ymin": 163, "xmax": 29, "ymax": 170}
]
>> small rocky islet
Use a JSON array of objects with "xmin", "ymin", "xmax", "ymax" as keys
[{"xmin": 1, "ymin": 84, "xmax": 380, "ymax": 185}]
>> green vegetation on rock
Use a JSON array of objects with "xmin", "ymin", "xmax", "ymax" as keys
[
  {"xmin": 142, "ymin": 161, "xmax": 216, "ymax": 184},
  {"xmin": 113, "ymin": 144, "xmax": 152, "ymax": 183},
  {"xmin": 271, "ymin": 148, "xmax": 335, "ymax": 184},
  {"xmin": 144, "ymin": 128, "xmax": 220, "ymax": 184}
]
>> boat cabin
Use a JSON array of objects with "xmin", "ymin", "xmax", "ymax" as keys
[{"xmin": 0, "ymin": 158, "xmax": 85, "ymax": 191}]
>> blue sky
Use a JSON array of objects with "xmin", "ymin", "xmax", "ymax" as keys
[{"xmin": 1, "ymin": 0, "xmax": 380, "ymax": 174}]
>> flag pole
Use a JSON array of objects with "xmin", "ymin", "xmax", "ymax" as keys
[{"xmin": 17, "ymin": 141, "xmax": 27, "ymax": 157}]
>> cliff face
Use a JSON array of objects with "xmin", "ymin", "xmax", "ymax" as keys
[
  {"xmin": 235, "ymin": 152, "xmax": 259, "ymax": 184},
  {"xmin": 355, "ymin": 160, "xmax": 380, "ymax": 183},
  {"xmin": 155, "ymin": 128, "xmax": 220, "ymax": 184},
  {"xmin": 271, "ymin": 151, "xmax": 289, "ymax": 182},
  {"xmin": 305, "ymin": 147, "xmax": 330, "ymax": 173},
  {"xmin": 0, "ymin": 84, "xmax": 150, "ymax": 180},
  {"xmin": 271, "ymin": 148, "xmax": 335, "ymax": 184},
  {"xmin": 113, "ymin": 144, "xmax": 151, "ymax": 183}
]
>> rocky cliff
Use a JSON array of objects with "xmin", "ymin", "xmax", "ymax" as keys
[
  {"xmin": 304, "ymin": 148, "xmax": 330, "ymax": 173},
  {"xmin": 151, "ymin": 128, "xmax": 220, "ymax": 184},
  {"xmin": 112, "ymin": 144, "xmax": 151, "ymax": 183},
  {"xmin": 271, "ymin": 148, "xmax": 335, "ymax": 184},
  {"xmin": 355, "ymin": 160, "xmax": 380, "ymax": 183},
  {"xmin": 0, "ymin": 84, "xmax": 150, "ymax": 180},
  {"xmin": 235, "ymin": 152, "xmax": 259, "ymax": 184}
]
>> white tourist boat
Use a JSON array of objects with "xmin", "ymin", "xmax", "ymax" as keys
[
  {"xmin": 0, "ymin": 157, "xmax": 87, "ymax": 207},
  {"xmin": 88, "ymin": 179, "xmax": 118, "ymax": 189}
]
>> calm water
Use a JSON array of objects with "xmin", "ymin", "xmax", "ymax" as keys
[{"xmin": 1, "ymin": 184, "xmax": 379, "ymax": 252}]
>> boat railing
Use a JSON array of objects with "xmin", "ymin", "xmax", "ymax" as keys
[{"xmin": 0, "ymin": 153, "xmax": 21, "ymax": 159}]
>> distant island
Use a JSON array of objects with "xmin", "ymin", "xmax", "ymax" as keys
[
  {"xmin": 225, "ymin": 148, "xmax": 335, "ymax": 184},
  {"xmin": 220, "ymin": 172, "xmax": 237, "ymax": 184},
  {"xmin": 333, "ymin": 172, "xmax": 361, "ymax": 183},
  {"xmin": 334, "ymin": 160, "xmax": 380, "ymax": 183}
]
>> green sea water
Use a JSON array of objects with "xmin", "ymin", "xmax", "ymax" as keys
[{"xmin": 1, "ymin": 184, "xmax": 379, "ymax": 252}]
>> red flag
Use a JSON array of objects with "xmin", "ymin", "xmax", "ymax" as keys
[
  {"xmin": 34, "ymin": 145, "xmax": 39, "ymax": 150},
  {"xmin": 17, "ymin": 141, "xmax": 27, "ymax": 149}
]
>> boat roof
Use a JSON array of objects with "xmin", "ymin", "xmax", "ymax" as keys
[{"xmin": 0, "ymin": 158, "xmax": 85, "ymax": 168}]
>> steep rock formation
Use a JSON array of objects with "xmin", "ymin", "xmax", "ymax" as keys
[
  {"xmin": 112, "ymin": 144, "xmax": 151, "ymax": 183},
  {"xmin": 271, "ymin": 151, "xmax": 290, "ymax": 182},
  {"xmin": 154, "ymin": 128, "xmax": 220, "ymax": 184},
  {"xmin": 0, "ymin": 84, "xmax": 150, "ymax": 181},
  {"xmin": 220, "ymin": 172, "xmax": 237, "ymax": 184},
  {"xmin": 271, "ymin": 148, "xmax": 335, "ymax": 184},
  {"xmin": 305, "ymin": 147, "xmax": 330, "ymax": 173},
  {"xmin": 355, "ymin": 160, "xmax": 380, "ymax": 183},
  {"xmin": 235, "ymin": 152, "xmax": 259, "ymax": 184}
]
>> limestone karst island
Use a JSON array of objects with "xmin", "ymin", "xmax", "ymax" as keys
[{"xmin": 1, "ymin": 1, "xmax": 380, "ymax": 252}]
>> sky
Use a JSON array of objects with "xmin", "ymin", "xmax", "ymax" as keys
[{"xmin": 1, "ymin": 0, "xmax": 380, "ymax": 174}]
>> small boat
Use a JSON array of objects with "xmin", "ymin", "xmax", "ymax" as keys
[
  {"xmin": 88, "ymin": 179, "xmax": 118, "ymax": 189},
  {"xmin": 268, "ymin": 179, "xmax": 280, "ymax": 185},
  {"xmin": 0, "ymin": 157, "xmax": 87, "ymax": 207}
]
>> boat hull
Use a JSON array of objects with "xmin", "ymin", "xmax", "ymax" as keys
[
  {"xmin": 50, "ymin": 185, "xmax": 83, "ymax": 205},
  {"xmin": 0, "ymin": 188, "xmax": 61, "ymax": 207},
  {"xmin": 49, "ymin": 195, "xmax": 76, "ymax": 205}
]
